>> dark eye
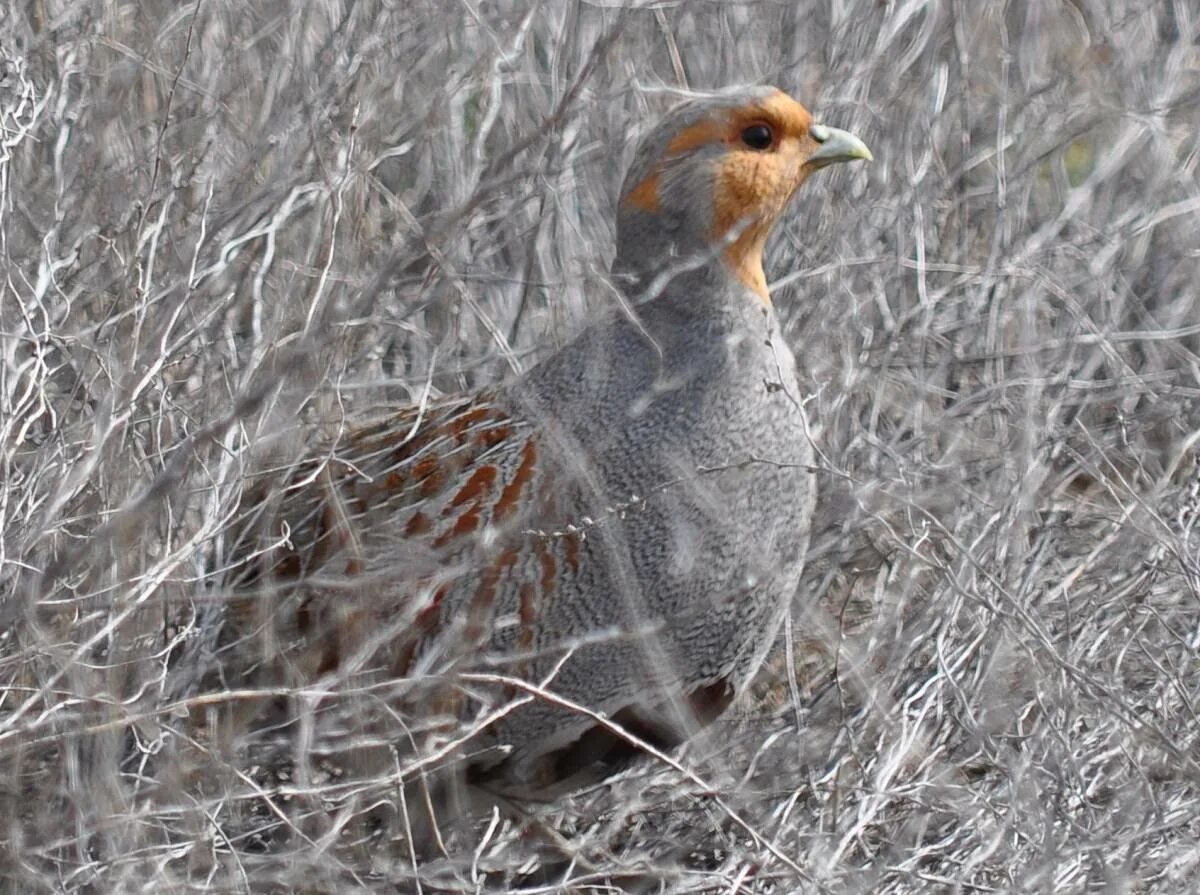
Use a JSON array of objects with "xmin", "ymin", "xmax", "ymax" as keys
[{"xmin": 740, "ymin": 124, "xmax": 774, "ymax": 150}]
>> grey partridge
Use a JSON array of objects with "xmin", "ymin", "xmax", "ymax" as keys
[{"xmin": 217, "ymin": 85, "xmax": 872, "ymax": 798}]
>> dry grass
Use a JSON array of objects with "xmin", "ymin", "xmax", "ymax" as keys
[{"xmin": 2, "ymin": 1, "xmax": 1199, "ymax": 891}]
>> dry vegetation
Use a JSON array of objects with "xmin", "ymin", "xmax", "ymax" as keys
[{"xmin": 2, "ymin": 0, "xmax": 1199, "ymax": 892}]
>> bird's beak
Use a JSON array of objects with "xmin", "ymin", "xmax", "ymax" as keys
[{"xmin": 807, "ymin": 124, "xmax": 873, "ymax": 168}]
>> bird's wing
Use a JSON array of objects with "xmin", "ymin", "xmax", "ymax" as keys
[
  {"xmin": 234, "ymin": 393, "xmax": 546, "ymax": 580},
  {"xmin": 216, "ymin": 391, "xmax": 568, "ymax": 684}
]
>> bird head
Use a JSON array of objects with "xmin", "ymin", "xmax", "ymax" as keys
[{"xmin": 616, "ymin": 86, "xmax": 871, "ymax": 304}]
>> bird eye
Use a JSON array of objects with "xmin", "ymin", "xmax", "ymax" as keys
[{"xmin": 740, "ymin": 124, "xmax": 774, "ymax": 151}]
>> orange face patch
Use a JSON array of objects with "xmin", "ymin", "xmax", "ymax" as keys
[
  {"xmin": 665, "ymin": 117, "xmax": 727, "ymax": 156},
  {"xmin": 752, "ymin": 91, "xmax": 816, "ymax": 143},
  {"xmin": 622, "ymin": 90, "xmax": 820, "ymax": 302},
  {"xmin": 710, "ymin": 92, "xmax": 817, "ymax": 301},
  {"xmin": 622, "ymin": 170, "xmax": 661, "ymax": 213}
]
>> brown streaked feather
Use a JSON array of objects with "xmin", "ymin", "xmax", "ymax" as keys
[{"xmin": 218, "ymin": 393, "xmax": 564, "ymax": 701}]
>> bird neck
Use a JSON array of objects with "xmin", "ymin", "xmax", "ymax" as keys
[
  {"xmin": 613, "ymin": 215, "xmax": 772, "ymax": 310},
  {"xmin": 721, "ymin": 224, "xmax": 772, "ymax": 303}
]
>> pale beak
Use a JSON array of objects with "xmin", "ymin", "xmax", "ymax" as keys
[{"xmin": 807, "ymin": 123, "xmax": 873, "ymax": 168}]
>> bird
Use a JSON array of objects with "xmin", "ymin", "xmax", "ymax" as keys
[{"xmin": 206, "ymin": 85, "xmax": 872, "ymax": 808}]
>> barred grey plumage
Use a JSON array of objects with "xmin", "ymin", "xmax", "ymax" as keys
[{"xmin": 187, "ymin": 85, "xmax": 870, "ymax": 800}]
